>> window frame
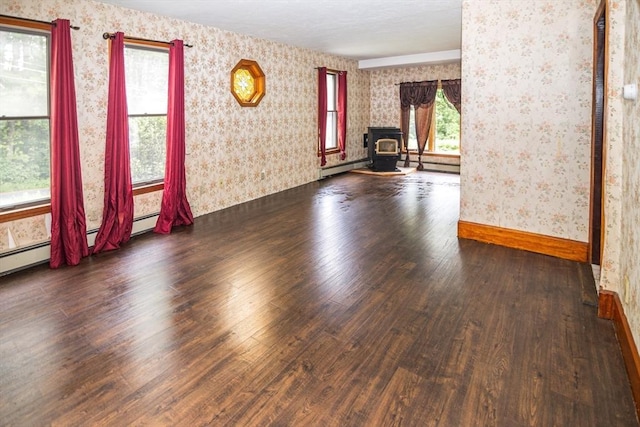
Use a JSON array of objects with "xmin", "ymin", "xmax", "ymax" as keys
[
  {"xmin": 319, "ymin": 69, "xmax": 340, "ymax": 155},
  {"xmin": 0, "ymin": 17, "xmax": 52, "ymax": 221},
  {"xmin": 123, "ymin": 40, "xmax": 169, "ymax": 189}
]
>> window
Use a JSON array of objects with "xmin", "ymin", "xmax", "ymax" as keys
[
  {"xmin": 406, "ymin": 87, "xmax": 460, "ymax": 155},
  {"xmin": 0, "ymin": 25, "xmax": 50, "ymax": 210},
  {"xmin": 124, "ymin": 44, "xmax": 168, "ymax": 185},
  {"xmin": 325, "ymin": 71, "xmax": 338, "ymax": 151}
]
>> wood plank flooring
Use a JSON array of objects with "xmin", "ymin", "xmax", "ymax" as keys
[{"xmin": 0, "ymin": 171, "xmax": 637, "ymax": 426}]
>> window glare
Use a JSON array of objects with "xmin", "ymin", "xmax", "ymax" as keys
[
  {"xmin": 0, "ymin": 29, "xmax": 48, "ymax": 117},
  {"xmin": 326, "ymin": 112, "xmax": 337, "ymax": 149},
  {"xmin": 129, "ymin": 116, "xmax": 166, "ymax": 184},
  {"xmin": 125, "ymin": 46, "xmax": 168, "ymax": 115},
  {"xmin": 407, "ymin": 105, "xmax": 417, "ymax": 150},
  {"xmin": 326, "ymin": 74, "xmax": 336, "ymax": 109}
]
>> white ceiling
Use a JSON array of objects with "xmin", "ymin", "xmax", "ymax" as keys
[{"xmin": 94, "ymin": 0, "xmax": 462, "ymax": 64}]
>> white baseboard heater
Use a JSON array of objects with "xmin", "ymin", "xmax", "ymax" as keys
[
  {"xmin": 404, "ymin": 160, "xmax": 460, "ymax": 174},
  {"xmin": 318, "ymin": 158, "xmax": 370, "ymax": 179},
  {"xmin": 0, "ymin": 214, "xmax": 159, "ymax": 276}
]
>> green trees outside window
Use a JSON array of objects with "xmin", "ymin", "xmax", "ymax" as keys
[{"xmin": 0, "ymin": 28, "xmax": 50, "ymax": 209}]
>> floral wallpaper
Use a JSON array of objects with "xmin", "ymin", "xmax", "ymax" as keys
[
  {"xmin": 599, "ymin": 0, "xmax": 626, "ymax": 294},
  {"xmin": 460, "ymin": 0, "xmax": 639, "ymax": 344},
  {"xmin": 0, "ymin": 0, "xmax": 369, "ymax": 253},
  {"xmin": 619, "ymin": 0, "xmax": 640, "ymax": 352},
  {"xmin": 460, "ymin": 0, "xmax": 597, "ymax": 241},
  {"xmin": 369, "ymin": 63, "xmax": 461, "ymax": 127}
]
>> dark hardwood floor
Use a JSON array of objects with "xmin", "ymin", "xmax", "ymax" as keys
[{"xmin": 0, "ymin": 171, "xmax": 637, "ymax": 426}]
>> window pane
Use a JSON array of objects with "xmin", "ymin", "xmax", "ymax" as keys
[
  {"xmin": 125, "ymin": 47, "xmax": 168, "ymax": 115},
  {"xmin": 0, "ymin": 119, "xmax": 50, "ymax": 209},
  {"xmin": 407, "ymin": 106, "xmax": 418, "ymax": 150},
  {"xmin": 325, "ymin": 111, "xmax": 337, "ymax": 149},
  {"xmin": 434, "ymin": 90, "xmax": 460, "ymax": 154},
  {"xmin": 129, "ymin": 116, "xmax": 166, "ymax": 184},
  {"xmin": 326, "ymin": 73, "xmax": 336, "ymax": 109},
  {"xmin": 0, "ymin": 29, "xmax": 48, "ymax": 117}
]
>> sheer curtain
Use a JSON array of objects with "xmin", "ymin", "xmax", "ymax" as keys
[
  {"xmin": 154, "ymin": 40, "xmax": 194, "ymax": 234},
  {"xmin": 399, "ymin": 81, "xmax": 438, "ymax": 170},
  {"xmin": 49, "ymin": 19, "xmax": 89, "ymax": 268},
  {"xmin": 317, "ymin": 67, "xmax": 328, "ymax": 166},
  {"xmin": 93, "ymin": 32, "xmax": 134, "ymax": 253},
  {"xmin": 337, "ymin": 71, "xmax": 347, "ymax": 161}
]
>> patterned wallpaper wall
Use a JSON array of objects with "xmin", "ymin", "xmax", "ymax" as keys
[
  {"xmin": 460, "ymin": 0, "xmax": 639, "ymax": 343},
  {"xmin": 620, "ymin": 0, "xmax": 640, "ymax": 356},
  {"xmin": 599, "ymin": 0, "xmax": 626, "ymax": 294},
  {"xmin": 0, "ymin": 0, "xmax": 370, "ymax": 252},
  {"xmin": 460, "ymin": 0, "xmax": 596, "ymax": 242},
  {"xmin": 369, "ymin": 63, "xmax": 461, "ymax": 127}
]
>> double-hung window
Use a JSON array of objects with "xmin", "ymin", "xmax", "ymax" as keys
[
  {"xmin": 124, "ymin": 44, "xmax": 168, "ymax": 186},
  {"xmin": 406, "ymin": 86, "xmax": 460, "ymax": 154},
  {"xmin": 0, "ymin": 24, "xmax": 50, "ymax": 210},
  {"xmin": 324, "ymin": 71, "xmax": 338, "ymax": 152}
]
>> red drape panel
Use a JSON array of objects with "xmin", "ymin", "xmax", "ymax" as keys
[
  {"xmin": 154, "ymin": 40, "xmax": 193, "ymax": 234},
  {"xmin": 93, "ymin": 32, "xmax": 133, "ymax": 253},
  {"xmin": 317, "ymin": 67, "xmax": 327, "ymax": 166},
  {"xmin": 337, "ymin": 71, "xmax": 347, "ymax": 161},
  {"xmin": 49, "ymin": 19, "xmax": 89, "ymax": 268}
]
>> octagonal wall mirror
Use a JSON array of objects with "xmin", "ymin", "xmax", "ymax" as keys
[{"xmin": 230, "ymin": 59, "xmax": 265, "ymax": 107}]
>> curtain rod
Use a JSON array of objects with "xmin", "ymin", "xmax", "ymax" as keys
[
  {"xmin": 314, "ymin": 67, "xmax": 344, "ymax": 73},
  {"xmin": 395, "ymin": 81, "xmax": 438, "ymax": 86},
  {"xmin": 395, "ymin": 79, "xmax": 459, "ymax": 86},
  {"xmin": 0, "ymin": 14, "xmax": 79, "ymax": 30},
  {"xmin": 102, "ymin": 32, "xmax": 193, "ymax": 48}
]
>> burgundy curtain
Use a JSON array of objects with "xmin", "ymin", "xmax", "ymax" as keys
[
  {"xmin": 317, "ymin": 67, "xmax": 327, "ymax": 166},
  {"xmin": 154, "ymin": 39, "xmax": 194, "ymax": 234},
  {"xmin": 337, "ymin": 71, "xmax": 347, "ymax": 160},
  {"xmin": 93, "ymin": 32, "xmax": 133, "ymax": 253},
  {"xmin": 49, "ymin": 19, "xmax": 89, "ymax": 268},
  {"xmin": 441, "ymin": 79, "xmax": 462, "ymax": 113},
  {"xmin": 399, "ymin": 81, "xmax": 438, "ymax": 170}
]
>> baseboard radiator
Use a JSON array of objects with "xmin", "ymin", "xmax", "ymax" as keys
[
  {"xmin": 0, "ymin": 214, "xmax": 159, "ymax": 276},
  {"xmin": 404, "ymin": 159, "xmax": 460, "ymax": 174},
  {"xmin": 318, "ymin": 159, "xmax": 370, "ymax": 179}
]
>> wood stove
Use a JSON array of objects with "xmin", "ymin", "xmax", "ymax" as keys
[{"xmin": 367, "ymin": 127, "xmax": 403, "ymax": 172}]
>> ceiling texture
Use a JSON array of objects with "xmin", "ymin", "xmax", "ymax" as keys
[{"xmin": 94, "ymin": 0, "xmax": 462, "ymax": 67}]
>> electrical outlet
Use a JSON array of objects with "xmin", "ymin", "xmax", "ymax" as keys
[{"xmin": 260, "ymin": 170, "xmax": 266, "ymax": 180}]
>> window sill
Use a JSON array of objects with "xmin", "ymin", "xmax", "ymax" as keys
[
  {"xmin": 318, "ymin": 148, "xmax": 341, "ymax": 156},
  {"xmin": 0, "ymin": 204, "xmax": 51, "ymax": 224},
  {"xmin": 133, "ymin": 182, "xmax": 164, "ymax": 196},
  {"xmin": 0, "ymin": 184, "xmax": 163, "ymax": 224}
]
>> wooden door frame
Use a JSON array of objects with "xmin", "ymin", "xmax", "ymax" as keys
[{"xmin": 589, "ymin": 0, "xmax": 608, "ymax": 266}]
